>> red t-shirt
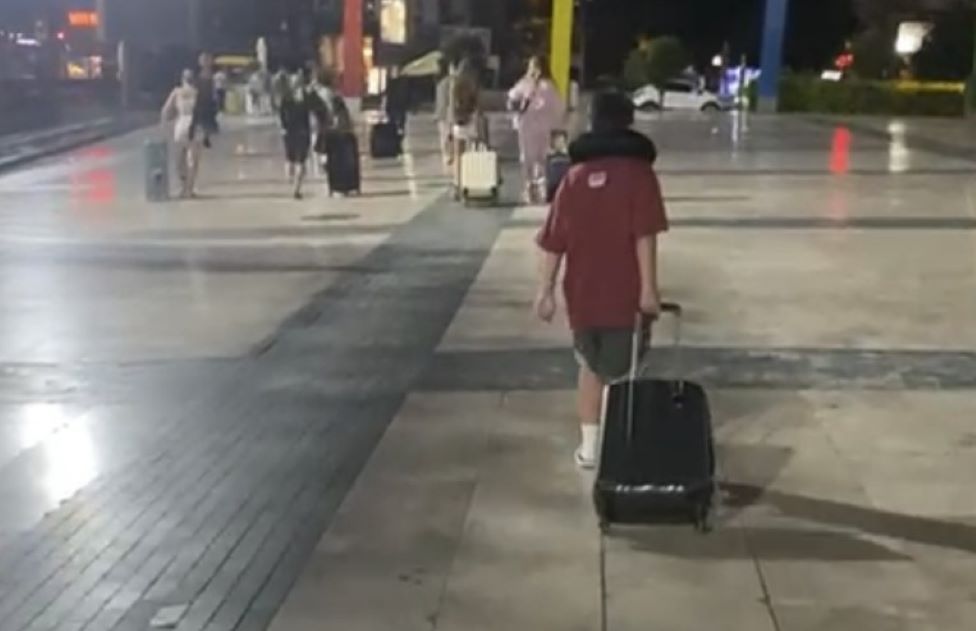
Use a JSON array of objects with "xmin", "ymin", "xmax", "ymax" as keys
[{"xmin": 536, "ymin": 157, "xmax": 668, "ymax": 331}]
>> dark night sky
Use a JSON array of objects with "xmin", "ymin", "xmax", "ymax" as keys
[
  {"xmin": 584, "ymin": 0, "xmax": 860, "ymax": 78},
  {"xmin": 2, "ymin": 0, "xmax": 861, "ymax": 70}
]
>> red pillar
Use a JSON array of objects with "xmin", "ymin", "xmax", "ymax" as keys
[{"xmin": 342, "ymin": 0, "xmax": 364, "ymax": 98}]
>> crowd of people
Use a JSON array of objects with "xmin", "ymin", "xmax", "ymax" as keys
[
  {"xmin": 160, "ymin": 48, "xmax": 577, "ymax": 204},
  {"xmin": 161, "ymin": 55, "xmax": 357, "ymax": 200}
]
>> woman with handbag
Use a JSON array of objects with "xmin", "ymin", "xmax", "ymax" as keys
[{"xmin": 508, "ymin": 56, "xmax": 566, "ymax": 204}]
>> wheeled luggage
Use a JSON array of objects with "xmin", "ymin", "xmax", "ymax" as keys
[
  {"xmin": 458, "ymin": 142, "xmax": 500, "ymax": 205},
  {"xmin": 545, "ymin": 152, "xmax": 571, "ymax": 203},
  {"xmin": 594, "ymin": 303, "xmax": 716, "ymax": 532},
  {"xmin": 144, "ymin": 139, "xmax": 169, "ymax": 202},
  {"xmin": 369, "ymin": 121, "xmax": 401, "ymax": 158},
  {"xmin": 326, "ymin": 132, "xmax": 361, "ymax": 196}
]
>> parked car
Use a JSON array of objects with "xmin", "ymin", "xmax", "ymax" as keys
[{"xmin": 633, "ymin": 79, "xmax": 729, "ymax": 112}]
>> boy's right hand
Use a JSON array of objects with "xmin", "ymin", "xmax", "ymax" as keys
[
  {"xmin": 639, "ymin": 287, "xmax": 661, "ymax": 319},
  {"xmin": 534, "ymin": 290, "xmax": 557, "ymax": 323}
]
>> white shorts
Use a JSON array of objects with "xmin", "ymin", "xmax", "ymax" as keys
[
  {"xmin": 173, "ymin": 117, "xmax": 193, "ymax": 145},
  {"xmin": 452, "ymin": 121, "xmax": 478, "ymax": 142}
]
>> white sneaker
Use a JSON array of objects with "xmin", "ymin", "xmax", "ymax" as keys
[{"xmin": 575, "ymin": 447, "xmax": 597, "ymax": 470}]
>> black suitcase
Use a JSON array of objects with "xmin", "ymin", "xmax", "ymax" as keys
[
  {"xmin": 545, "ymin": 152, "xmax": 571, "ymax": 203},
  {"xmin": 369, "ymin": 121, "xmax": 401, "ymax": 158},
  {"xmin": 327, "ymin": 132, "xmax": 361, "ymax": 196},
  {"xmin": 594, "ymin": 303, "xmax": 716, "ymax": 533}
]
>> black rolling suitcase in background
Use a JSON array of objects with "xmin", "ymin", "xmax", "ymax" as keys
[
  {"xmin": 594, "ymin": 303, "xmax": 716, "ymax": 532},
  {"xmin": 327, "ymin": 132, "xmax": 361, "ymax": 196},
  {"xmin": 370, "ymin": 121, "xmax": 401, "ymax": 158},
  {"xmin": 545, "ymin": 152, "xmax": 571, "ymax": 203},
  {"xmin": 545, "ymin": 130, "xmax": 571, "ymax": 203}
]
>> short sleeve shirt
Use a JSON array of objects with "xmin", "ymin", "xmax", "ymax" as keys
[{"xmin": 537, "ymin": 157, "xmax": 668, "ymax": 331}]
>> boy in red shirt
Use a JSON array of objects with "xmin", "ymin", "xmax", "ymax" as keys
[{"xmin": 534, "ymin": 91, "xmax": 668, "ymax": 469}]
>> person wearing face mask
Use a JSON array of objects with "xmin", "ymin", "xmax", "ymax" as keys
[
  {"xmin": 508, "ymin": 55, "xmax": 566, "ymax": 205},
  {"xmin": 161, "ymin": 68, "xmax": 202, "ymax": 198}
]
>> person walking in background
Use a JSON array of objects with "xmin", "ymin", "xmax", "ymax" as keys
[
  {"xmin": 450, "ymin": 58, "xmax": 481, "ymax": 197},
  {"xmin": 271, "ymin": 68, "xmax": 288, "ymax": 114},
  {"xmin": 533, "ymin": 91, "xmax": 668, "ymax": 469},
  {"xmin": 161, "ymin": 69, "xmax": 201, "ymax": 198},
  {"xmin": 214, "ymin": 68, "xmax": 229, "ymax": 113},
  {"xmin": 322, "ymin": 91, "xmax": 361, "ymax": 197},
  {"xmin": 310, "ymin": 70, "xmax": 337, "ymax": 175},
  {"xmin": 508, "ymin": 55, "xmax": 565, "ymax": 205},
  {"xmin": 384, "ymin": 68, "xmax": 410, "ymax": 134},
  {"xmin": 434, "ymin": 61, "xmax": 456, "ymax": 168},
  {"xmin": 247, "ymin": 69, "xmax": 266, "ymax": 116},
  {"xmin": 279, "ymin": 72, "xmax": 313, "ymax": 200},
  {"xmin": 191, "ymin": 53, "xmax": 219, "ymax": 148}
]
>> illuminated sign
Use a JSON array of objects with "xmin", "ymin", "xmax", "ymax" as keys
[
  {"xmin": 380, "ymin": 0, "xmax": 406, "ymax": 45},
  {"xmin": 895, "ymin": 22, "xmax": 932, "ymax": 56},
  {"xmin": 68, "ymin": 11, "xmax": 99, "ymax": 28}
]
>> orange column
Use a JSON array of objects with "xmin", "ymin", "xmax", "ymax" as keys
[{"xmin": 342, "ymin": 0, "xmax": 365, "ymax": 98}]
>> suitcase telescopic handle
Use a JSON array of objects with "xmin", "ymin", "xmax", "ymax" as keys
[
  {"xmin": 630, "ymin": 301, "xmax": 684, "ymax": 381},
  {"xmin": 625, "ymin": 302, "xmax": 688, "ymax": 446}
]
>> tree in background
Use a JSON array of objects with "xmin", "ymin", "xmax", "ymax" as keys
[
  {"xmin": 622, "ymin": 36, "xmax": 690, "ymax": 107},
  {"xmin": 914, "ymin": 4, "xmax": 976, "ymax": 80},
  {"xmin": 851, "ymin": 0, "xmax": 975, "ymax": 81},
  {"xmin": 622, "ymin": 35, "xmax": 653, "ymax": 89},
  {"xmin": 442, "ymin": 34, "xmax": 487, "ymax": 71},
  {"xmin": 644, "ymin": 37, "xmax": 691, "ymax": 107},
  {"xmin": 851, "ymin": 27, "xmax": 899, "ymax": 79}
]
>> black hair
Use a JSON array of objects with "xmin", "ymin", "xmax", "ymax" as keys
[
  {"xmin": 591, "ymin": 90, "xmax": 635, "ymax": 132},
  {"xmin": 530, "ymin": 55, "xmax": 552, "ymax": 80}
]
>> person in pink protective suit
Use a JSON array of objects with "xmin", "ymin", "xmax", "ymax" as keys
[{"xmin": 508, "ymin": 55, "xmax": 566, "ymax": 204}]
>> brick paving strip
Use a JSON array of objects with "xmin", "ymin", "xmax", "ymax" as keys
[{"xmin": 0, "ymin": 194, "xmax": 515, "ymax": 631}]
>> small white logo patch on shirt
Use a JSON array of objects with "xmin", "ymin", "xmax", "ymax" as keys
[{"xmin": 587, "ymin": 172, "xmax": 607, "ymax": 188}]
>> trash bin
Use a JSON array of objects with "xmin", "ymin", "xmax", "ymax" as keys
[{"xmin": 145, "ymin": 139, "xmax": 169, "ymax": 202}]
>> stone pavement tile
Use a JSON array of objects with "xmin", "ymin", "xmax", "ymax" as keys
[
  {"xmin": 268, "ymin": 394, "xmax": 500, "ymax": 631},
  {"xmin": 806, "ymin": 391, "xmax": 976, "ymax": 517},
  {"xmin": 662, "ymin": 228, "xmax": 976, "ymax": 351},
  {"xmin": 445, "ymin": 222, "xmax": 976, "ymax": 355},
  {"xmin": 773, "ymin": 603, "xmax": 930, "ymax": 631},
  {"xmin": 439, "ymin": 226, "xmax": 570, "ymax": 352},
  {"xmin": 747, "ymin": 528, "xmax": 938, "ymax": 605},
  {"xmin": 773, "ymin": 599, "xmax": 976, "ymax": 631},
  {"xmin": 434, "ymin": 391, "xmax": 600, "ymax": 631},
  {"xmin": 711, "ymin": 390, "xmax": 871, "ymax": 507},
  {"xmin": 603, "ymin": 526, "xmax": 775, "ymax": 631}
]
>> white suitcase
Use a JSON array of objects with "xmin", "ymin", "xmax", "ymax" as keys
[{"xmin": 459, "ymin": 143, "xmax": 499, "ymax": 205}]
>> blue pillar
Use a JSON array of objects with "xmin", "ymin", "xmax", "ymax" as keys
[{"xmin": 758, "ymin": 0, "xmax": 789, "ymax": 113}]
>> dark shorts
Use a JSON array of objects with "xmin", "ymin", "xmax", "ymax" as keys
[
  {"xmin": 284, "ymin": 133, "xmax": 311, "ymax": 164},
  {"xmin": 574, "ymin": 327, "xmax": 649, "ymax": 382}
]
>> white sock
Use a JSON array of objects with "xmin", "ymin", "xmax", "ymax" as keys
[{"xmin": 580, "ymin": 424, "xmax": 600, "ymax": 461}]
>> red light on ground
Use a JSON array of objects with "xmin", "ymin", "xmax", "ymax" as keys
[{"xmin": 830, "ymin": 127, "xmax": 851, "ymax": 175}]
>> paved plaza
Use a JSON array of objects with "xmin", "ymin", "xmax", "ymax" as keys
[{"xmin": 1, "ymin": 111, "xmax": 975, "ymax": 630}]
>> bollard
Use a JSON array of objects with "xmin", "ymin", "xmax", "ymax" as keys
[{"xmin": 144, "ymin": 139, "xmax": 169, "ymax": 202}]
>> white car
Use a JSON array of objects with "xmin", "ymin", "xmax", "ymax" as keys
[{"xmin": 633, "ymin": 80, "xmax": 727, "ymax": 112}]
